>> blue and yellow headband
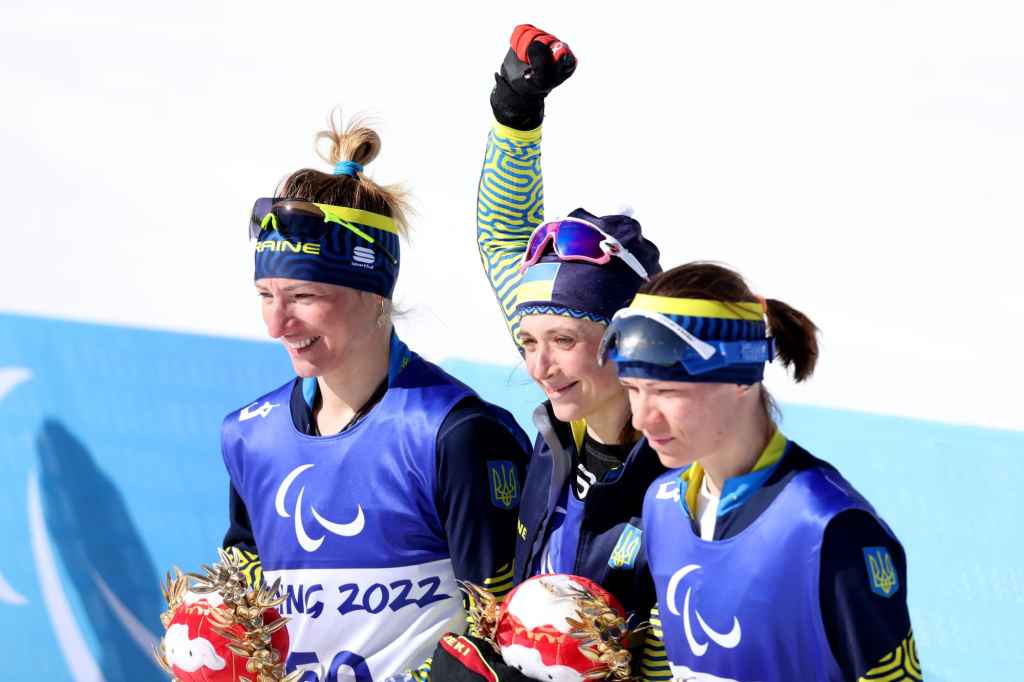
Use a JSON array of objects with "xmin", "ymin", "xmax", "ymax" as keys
[
  {"xmin": 599, "ymin": 294, "xmax": 774, "ymax": 385},
  {"xmin": 250, "ymin": 198, "xmax": 401, "ymax": 298}
]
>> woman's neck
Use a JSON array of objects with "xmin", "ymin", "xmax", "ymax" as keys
[
  {"xmin": 701, "ymin": 403, "xmax": 775, "ymax": 497},
  {"xmin": 315, "ymin": 329, "xmax": 391, "ymax": 434},
  {"xmin": 584, "ymin": 389, "xmax": 632, "ymax": 445}
]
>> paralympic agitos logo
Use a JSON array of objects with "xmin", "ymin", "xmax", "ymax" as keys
[
  {"xmin": 275, "ymin": 464, "xmax": 365, "ymax": 552},
  {"xmin": 667, "ymin": 564, "xmax": 742, "ymax": 657}
]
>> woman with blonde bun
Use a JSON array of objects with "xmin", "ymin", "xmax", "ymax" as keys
[{"xmin": 220, "ymin": 113, "xmax": 531, "ymax": 681}]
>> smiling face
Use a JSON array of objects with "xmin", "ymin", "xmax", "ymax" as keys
[
  {"xmin": 620, "ymin": 377, "xmax": 747, "ymax": 469},
  {"xmin": 256, "ymin": 278, "xmax": 382, "ymax": 378},
  {"xmin": 518, "ymin": 314, "xmax": 624, "ymax": 423}
]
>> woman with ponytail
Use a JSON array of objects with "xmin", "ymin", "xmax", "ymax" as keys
[
  {"xmin": 599, "ymin": 262, "xmax": 920, "ymax": 681},
  {"xmin": 219, "ymin": 114, "xmax": 531, "ymax": 680}
]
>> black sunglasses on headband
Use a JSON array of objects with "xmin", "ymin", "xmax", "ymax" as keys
[{"xmin": 249, "ymin": 198, "xmax": 398, "ymax": 266}]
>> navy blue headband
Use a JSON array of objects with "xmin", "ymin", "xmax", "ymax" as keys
[
  {"xmin": 250, "ymin": 198, "xmax": 400, "ymax": 298},
  {"xmin": 608, "ymin": 295, "xmax": 772, "ymax": 385}
]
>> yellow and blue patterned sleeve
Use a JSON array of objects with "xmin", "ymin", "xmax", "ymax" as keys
[
  {"xmin": 464, "ymin": 561, "xmax": 515, "ymax": 638},
  {"xmin": 476, "ymin": 121, "xmax": 544, "ymax": 349},
  {"xmin": 407, "ymin": 657, "xmax": 433, "ymax": 682},
  {"xmin": 858, "ymin": 629, "xmax": 923, "ymax": 681},
  {"xmin": 480, "ymin": 561, "xmax": 516, "ymax": 601},
  {"xmin": 639, "ymin": 605, "xmax": 673, "ymax": 681},
  {"xmin": 226, "ymin": 546, "xmax": 263, "ymax": 588}
]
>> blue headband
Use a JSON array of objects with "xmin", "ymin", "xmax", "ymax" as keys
[
  {"xmin": 250, "ymin": 198, "xmax": 400, "ymax": 298},
  {"xmin": 605, "ymin": 295, "xmax": 772, "ymax": 385},
  {"xmin": 333, "ymin": 160, "xmax": 364, "ymax": 177}
]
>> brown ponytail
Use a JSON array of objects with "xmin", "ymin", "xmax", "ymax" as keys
[
  {"xmin": 277, "ymin": 110, "xmax": 411, "ymax": 235},
  {"xmin": 764, "ymin": 298, "xmax": 818, "ymax": 382},
  {"xmin": 639, "ymin": 261, "xmax": 820, "ymax": 383}
]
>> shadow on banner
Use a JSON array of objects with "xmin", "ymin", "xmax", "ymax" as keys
[{"xmin": 37, "ymin": 418, "xmax": 164, "ymax": 681}]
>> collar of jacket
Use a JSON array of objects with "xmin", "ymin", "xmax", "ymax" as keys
[
  {"xmin": 532, "ymin": 401, "xmax": 652, "ymax": 507},
  {"xmin": 532, "ymin": 401, "xmax": 575, "ymax": 517}
]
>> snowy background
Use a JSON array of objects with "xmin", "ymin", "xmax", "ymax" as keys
[
  {"xmin": 2, "ymin": 1, "xmax": 1022, "ymax": 680},
  {"xmin": 3, "ymin": 0, "xmax": 1022, "ymax": 429}
]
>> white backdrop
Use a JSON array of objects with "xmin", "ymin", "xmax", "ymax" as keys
[{"xmin": 2, "ymin": 0, "xmax": 1022, "ymax": 430}]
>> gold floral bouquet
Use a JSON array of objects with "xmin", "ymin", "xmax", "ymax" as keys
[
  {"xmin": 155, "ymin": 548, "xmax": 301, "ymax": 682},
  {"xmin": 461, "ymin": 573, "xmax": 638, "ymax": 681}
]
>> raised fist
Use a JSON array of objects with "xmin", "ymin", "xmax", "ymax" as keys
[{"xmin": 491, "ymin": 24, "xmax": 576, "ymax": 130}]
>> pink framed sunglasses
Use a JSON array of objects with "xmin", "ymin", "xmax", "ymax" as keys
[{"xmin": 518, "ymin": 217, "xmax": 650, "ymax": 280}]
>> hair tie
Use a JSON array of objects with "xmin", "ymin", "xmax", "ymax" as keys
[
  {"xmin": 754, "ymin": 294, "xmax": 773, "ymax": 339},
  {"xmin": 333, "ymin": 160, "xmax": 364, "ymax": 177}
]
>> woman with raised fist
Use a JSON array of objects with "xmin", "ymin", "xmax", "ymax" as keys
[{"xmin": 447, "ymin": 23, "xmax": 671, "ymax": 681}]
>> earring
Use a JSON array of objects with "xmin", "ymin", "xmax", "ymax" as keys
[{"xmin": 376, "ymin": 298, "xmax": 388, "ymax": 328}]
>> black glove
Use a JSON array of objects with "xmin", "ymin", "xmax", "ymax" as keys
[
  {"xmin": 490, "ymin": 24, "xmax": 577, "ymax": 130},
  {"xmin": 427, "ymin": 633, "xmax": 536, "ymax": 682}
]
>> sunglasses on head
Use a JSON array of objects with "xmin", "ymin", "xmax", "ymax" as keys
[
  {"xmin": 249, "ymin": 198, "xmax": 398, "ymax": 265},
  {"xmin": 598, "ymin": 309, "xmax": 774, "ymax": 376},
  {"xmin": 519, "ymin": 217, "xmax": 650, "ymax": 280}
]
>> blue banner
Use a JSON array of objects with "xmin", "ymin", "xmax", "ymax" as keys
[{"xmin": 0, "ymin": 313, "xmax": 1019, "ymax": 681}]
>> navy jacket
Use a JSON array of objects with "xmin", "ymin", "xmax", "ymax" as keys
[{"xmin": 513, "ymin": 401, "xmax": 666, "ymax": 624}]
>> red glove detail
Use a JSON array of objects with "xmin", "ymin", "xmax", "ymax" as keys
[
  {"xmin": 439, "ymin": 634, "xmax": 499, "ymax": 682},
  {"xmin": 510, "ymin": 24, "xmax": 574, "ymax": 65}
]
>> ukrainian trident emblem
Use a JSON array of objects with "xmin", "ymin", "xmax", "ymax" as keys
[
  {"xmin": 488, "ymin": 461, "xmax": 520, "ymax": 510},
  {"xmin": 608, "ymin": 525, "xmax": 642, "ymax": 570},
  {"xmin": 863, "ymin": 546, "xmax": 899, "ymax": 598}
]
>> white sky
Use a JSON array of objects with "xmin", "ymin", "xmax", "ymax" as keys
[{"xmin": 2, "ymin": 1, "xmax": 1022, "ymax": 430}]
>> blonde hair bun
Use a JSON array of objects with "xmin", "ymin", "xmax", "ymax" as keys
[
  {"xmin": 315, "ymin": 110, "xmax": 381, "ymax": 169},
  {"xmin": 278, "ymin": 108, "xmax": 411, "ymax": 235}
]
